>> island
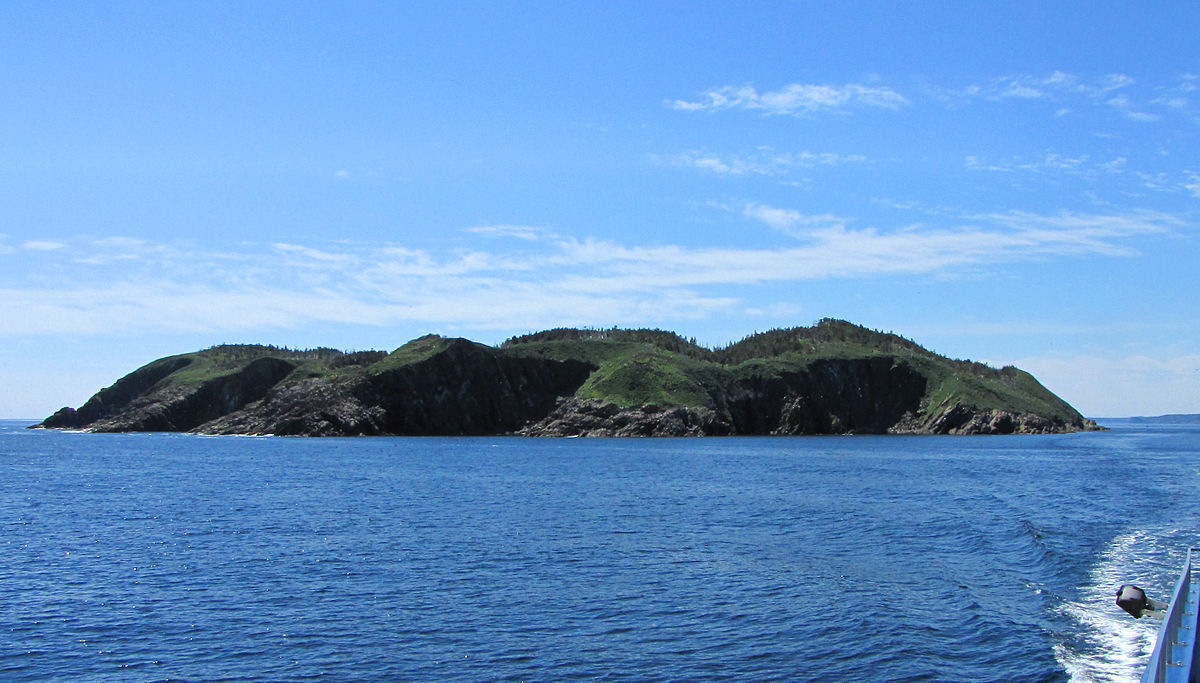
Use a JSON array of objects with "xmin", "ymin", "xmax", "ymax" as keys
[{"xmin": 36, "ymin": 319, "xmax": 1102, "ymax": 437}]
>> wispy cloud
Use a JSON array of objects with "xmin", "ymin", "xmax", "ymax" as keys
[
  {"xmin": 959, "ymin": 209, "xmax": 1175, "ymax": 257},
  {"xmin": 965, "ymin": 152, "xmax": 1128, "ymax": 177},
  {"xmin": 1, "ymin": 210, "xmax": 1179, "ymax": 337},
  {"xmin": 655, "ymin": 149, "xmax": 868, "ymax": 176},
  {"xmin": 1010, "ymin": 352, "xmax": 1200, "ymax": 416},
  {"xmin": 273, "ymin": 242, "xmax": 356, "ymax": 264},
  {"xmin": 68, "ymin": 236, "xmax": 177, "ymax": 266},
  {"xmin": 1149, "ymin": 74, "xmax": 1197, "ymax": 111},
  {"xmin": 673, "ymin": 72, "xmax": 1196, "ymax": 127},
  {"xmin": 958, "ymin": 71, "xmax": 1135, "ymax": 102},
  {"xmin": 743, "ymin": 203, "xmax": 848, "ymax": 236},
  {"xmin": 1106, "ymin": 94, "xmax": 1162, "ymax": 122},
  {"xmin": 671, "ymin": 82, "xmax": 909, "ymax": 115},
  {"xmin": 20, "ymin": 240, "xmax": 68, "ymax": 251},
  {"xmin": 963, "ymin": 152, "xmax": 1200, "ymax": 198},
  {"xmin": 1186, "ymin": 174, "xmax": 1200, "ymax": 198},
  {"xmin": 1111, "ymin": 167, "xmax": 1200, "ymax": 196},
  {"xmin": 923, "ymin": 71, "xmax": 1200, "ymax": 123},
  {"xmin": 465, "ymin": 224, "xmax": 556, "ymax": 241}
]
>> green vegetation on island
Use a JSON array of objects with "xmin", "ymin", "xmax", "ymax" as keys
[{"xmin": 38, "ymin": 319, "xmax": 1100, "ymax": 437}]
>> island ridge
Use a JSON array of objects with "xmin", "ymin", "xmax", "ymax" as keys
[{"xmin": 37, "ymin": 319, "xmax": 1101, "ymax": 437}]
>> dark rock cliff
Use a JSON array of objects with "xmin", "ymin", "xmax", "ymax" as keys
[
  {"xmin": 41, "ymin": 356, "xmax": 194, "ymax": 429},
  {"xmin": 36, "ymin": 324, "xmax": 1101, "ymax": 437},
  {"xmin": 726, "ymin": 357, "xmax": 929, "ymax": 435},
  {"xmin": 517, "ymin": 357, "xmax": 928, "ymax": 436},
  {"xmin": 199, "ymin": 340, "xmax": 594, "ymax": 436},
  {"xmin": 49, "ymin": 357, "xmax": 297, "ymax": 432},
  {"xmin": 513, "ymin": 357, "xmax": 1097, "ymax": 436},
  {"xmin": 518, "ymin": 400, "xmax": 730, "ymax": 437}
]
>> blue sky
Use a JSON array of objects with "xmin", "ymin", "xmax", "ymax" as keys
[{"xmin": 2, "ymin": 2, "xmax": 1198, "ymax": 418}]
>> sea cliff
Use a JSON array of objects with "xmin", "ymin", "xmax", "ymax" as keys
[{"xmin": 38, "ymin": 320, "xmax": 1101, "ymax": 437}]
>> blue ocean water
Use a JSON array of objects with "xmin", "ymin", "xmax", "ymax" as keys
[{"xmin": 2, "ymin": 420, "xmax": 1199, "ymax": 682}]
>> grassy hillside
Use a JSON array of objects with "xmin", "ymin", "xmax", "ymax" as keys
[
  {"xmin": 501, "ymin": 333, "xmax": 726, "ymax": 408},
  {"xmin": 47, "ymin": 319, "xmax": 1088, "ymax": 435},
  {"xmin": 151, "ymin": 321, "xmax": 1084, "ymax": 422},
  {"xmin": 152, "ymin": 344, "xmax": 387, "ymax": 390},
  {"xmin": 501, "ymin": 318, "xmax": 1084, "ymax": 422},
  {"xmin": 370, "ymin": 335, "xmax": 458, "ymax": 371},
  {"xmin": 715, "ymin": 319, "xmax": 927, "ymax": 363}
]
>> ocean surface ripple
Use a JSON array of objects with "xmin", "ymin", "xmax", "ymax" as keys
[{"xmin": 2, "ymin": 422, "xmax": 1197, "ymax": 681}]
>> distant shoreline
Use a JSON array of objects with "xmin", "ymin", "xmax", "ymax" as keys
[{"xmin": 1093, "ymin": 414, "xmax": 1200, "ymax": 424}]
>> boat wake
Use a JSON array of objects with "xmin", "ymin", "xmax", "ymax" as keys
[{"xmin": 1055, "ymin": 530, "xmax": 1185, "ymax": 682}]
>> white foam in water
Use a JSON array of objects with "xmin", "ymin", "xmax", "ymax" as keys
[{"xmin": 1055, "ymin": 531, "xmax": 1176, "ymax": 682}]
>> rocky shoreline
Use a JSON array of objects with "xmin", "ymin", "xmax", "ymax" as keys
[{"xmin": 37, "ymin": 323, "xmax": 1103, "ymax": 437}]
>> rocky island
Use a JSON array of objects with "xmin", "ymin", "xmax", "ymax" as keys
[{"xmin": 37, "ymin": 319, "xmax": 1101, "ymax": 437}]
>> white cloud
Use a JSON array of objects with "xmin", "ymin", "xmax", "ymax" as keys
[
  {"xmin": 964, "ymin": 72, "xmax": 1135, "ymax": 102},
  {"xmin": 743, "ymin": 203, "xmax": 848, "ymax": 236},
  {"xmin": 962, "ymin": 76, "xmax": 1049, "ymax": 101},
  {"xmin": 20, "ymin": 240, "xmax": 68, "ymax": 251},
  {"xmin": 1186, "ymin": 174, "xmax": 1200, "ymax": 198},
  {"xmin": 1124, "ymin": 168, "xmax": 1200, "ymax": 196},
  {"xmin": 677, "ymin": 72, "xmax": 1195, "ymax": 127},
  {"xmin": 1149, "ymin": 75, "xmax": 1199, "ymax": 112},
  {"xmin": 1002, "ymin": 83, "xmax": 1045, "ymax": 99},
  {"xmin": 1107, "ymin": 94, "xmax": 1162, "ymax": 122},
  {"xmin": 63, "ymin": 235, "xmax": 179, "ymax": 266},
  {"xmin": 0, "ymin": 210, "xmax": 1181, "ymax": 338},
  {"xmin": 965, "ymin": 209, "xmax": 1176, "ymax": 257},
  {"xmin": 273, "ymin": 242, "xmax": 357, "ymax": 263},
  {"xmin": 95, "ymin": 236, "xmax": 148, "ymax": 248},
  {"xmin": 671, "ymin": 82, "xmax": 909, "ymax": 115},
  {"xmin": 465, "ymin": 224, "xmax": 554, "ymax": 241},
  {"xmin": 1124, "ymin": 110, "xmax": 1163, "ymax": 123},
  {"xmin": 1153, "ymin": 95, "xmax": 1189, "ymax": 109},
  {"xmin": 965, "ymin": 152, "xmax": 1127, "ymax": 178},
  {"xmin": 1099, "ymin": 73, "xmax": 1135, "ymax": 92},
  {"xmin": 656, "ymin": 149, "xmax": 868, "ymax": 176},
  {"xmin": 1010, "ymin": 352, "xmax": 1200, "ymax": 417},
  {"xmin": 949, "ymin": 72, "xmax": 1186, "ymax": 122}
]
